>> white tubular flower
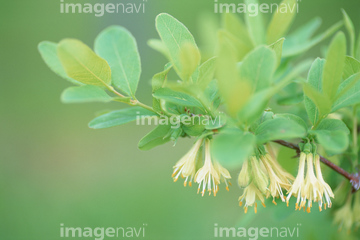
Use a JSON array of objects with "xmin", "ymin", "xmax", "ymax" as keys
[
  {"xmin": 261, "ymin": 155, "xmax": 292, "ymax": 205},
  {"xmin": 286, "ymin": 152, "xmax": 306, "ymax": 210},
  {"xmin": 195, "ymin": 139, "xmax": 221, "ymax": 196},
  {"xmin": 172, "ymin": 138, "xmax": 203, "ymax": 187},
  {"xmin": 213, "ymin": 160, "xmax": 232, "ymax": 191},
  {"xmin": 238, "ymin": 156, "xmax": 268, "ymax": 213},
  {"xmin": 264, "ymin": 154, "xmax": 295, "ymax": 185},
  {"xmin": 239, "ymin": 182, "xmax": 266, "ymax": 214},
  {"xmin": 302, "ymin": 153, "xmax": 322, "ymax": 213},
  {"xmin": 314, "ymin": 154, "xmax": 334, "ymax": 211}
]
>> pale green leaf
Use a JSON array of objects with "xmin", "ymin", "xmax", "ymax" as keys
[
  {"xmin": 268, "ymin": 38, "xmax": 284, "ymax": 67},
  {"xmin": 239, "ymin": 46, "xmax": 276, "ymax": 92},
  {"xmin": 343, "ymin": 56, "xmax": 360, "ymax": 80},
  {"xmin": 211, "ymin": 129, "xmax": 255, "ymax": 169},
  {"xmin": 38, "ymin": 41, "xmax": 81, "ymax": 85},
  {"xmin": 332, "ymin": 73, "xmax": 360, "ymax": 111},
  {"xmin": 244, "ymin": 0, "xmax": 265, "ymax": 46},
  {"xmin": 61, "ymin": 85, "xmax": 112, "ymax": 103},
  {"xmin": 316, "ymin": 118, "xmax": 350, "ymax": 134},
  {"xmin": 147, "ymin": 39, "xmax": 169, "ymax": 58},
  {"xmin": 255, "ymin": 118, "xmax": 307, "ymax": 144},
  {"xmin": 155, "ymin": 13, "xmax": 199, "ymax": 82},
  {"xmin": 312, "ymin": 130, "xmax": 349, "ymax": 155},
  {"xmin": 304, "ymin": 58, "xmax": 325, "ymax": 125},
  {"xmin": 223, "ymin": 13, "xmax": 253, "ymax": 48},
  {"xmin": 197, "ymin": 57, "xmax": 216, "ymax": 88},
  {"xmin": 322, "ymin": 31, "xmax": 346, "ymax": 100},
  {"xmin": 342, "ymin": 9, "xmax": 355, "ymax": 56},
  {"xmin": 179, "ymin": 42, "xmax": 201, "ymax": 82},
  {"xmin": 95, "ymin": 26, "xmax": 141, "ymax": 98},
  {"xmin": 283, "ymin": 20, "xmax": 343, "ymax": 57},
  {"xmin": 153, "ymin": 88, "xmax": 203, "ymax": 108},
  {"xmin": 266, "ymin": 0, "xmax": 297, "ymax": 44},
  {"xmin": 57, "ymin": 39, "xmax": 111, "ymax": 86},
  {"xmin": 89, "ymin": 107, "xmax": 157, "ymax": 129},
  {"xmin": 138, "ymin": 125, "xmax": 172, "ymax": 150}
]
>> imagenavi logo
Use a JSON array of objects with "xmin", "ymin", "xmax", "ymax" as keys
[
  {"xmin": 214, "ymin": 223, "xmax": 302, "ymax": 239},
  {"xmin": 214, "ymin": 0, "xmax": 300, "ymax": 16}
]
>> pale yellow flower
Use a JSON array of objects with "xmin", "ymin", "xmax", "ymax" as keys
[
  {"xmin": 195, "ymin": 139, "xmax": 221, "ymax": 196},
  {"xmin": 261, "ymin": 154, "xmax": 293, "ymax": 205},
  {"xmin": 302, "ymin": 153, "xmax": 322, "ymax": 213},
  {"xmin": 172, "ymin": 138, "xmax": 203, "ymax": 187},
  {"xmin": 239, "ymin": 182, "xmax": 266, "ymax": 214},
  {"xmin": 314, "ymin": 154, "xmax": 334, "ymax": 211},
  {"xmin": 213, "ymin": 160, "xmax": 232, "ymax": 191},
  {"xmin": 286, "ymin": 152, "xmax": 306, "ymax": 209}
]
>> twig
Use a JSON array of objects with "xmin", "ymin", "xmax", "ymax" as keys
[{"xmin": 273, "ymin": 140, "xmax": 360, "ymax": 193}]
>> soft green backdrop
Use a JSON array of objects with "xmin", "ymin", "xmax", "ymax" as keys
[{"xmin": 1, "ymin": 0, "xmax": 360, "ymax": 239}]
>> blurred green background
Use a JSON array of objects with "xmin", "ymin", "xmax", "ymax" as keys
[{"xmin": 1, "ymin": 0, "xmax": 360, "ymax": 239}]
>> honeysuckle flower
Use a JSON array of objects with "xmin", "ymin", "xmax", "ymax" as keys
[
  {"xmin": 238, "ymin": 156, "xmax": 268, "ymax": 213},
  {"xmin": 213, "ymin": 160, "xmax": 232, "ymax": 191},
  {"xmin": 314, "ymin": 154, "xmax": 334, "ymax": 211},
  {"xmin": 302, "ymin": 153, "xmax": 322, "ymax": 213},
  {"xmin": 238, "ymin": 160, "xmax": 250, "ymax": 188},
  {"xmin": 334, "ymin": 196, "xmax": 353, "ymax": 234},
  {"xmin": 239, "ymin": 182, "xmax": 266, "ymax": 214},
  {"xmin": 264, "ymin": 153, "xmax": 295, "ymax": 185},
  {"xmin": 172, "ymin": 138, "xmax": 203, "ymax": 187},
  {"xmin": 286, "ymin": 152, "xmax": 306, "ymax": 210},
  {"xmin": 195, "ymin": 139, "xmax": 222, "ymax": 196},
  {"xmin": 261, "ymin": 154, "xmax": 293, "ymax": 205}
]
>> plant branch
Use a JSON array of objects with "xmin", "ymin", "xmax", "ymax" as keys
[{"xmin": 273, "ymin": 140, "xmax": 360, "ymax": 193}]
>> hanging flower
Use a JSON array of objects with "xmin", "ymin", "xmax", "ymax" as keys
[
  {"xmin": 172, "ymin": 138, "xmax": 203, "ymax": 187},
  {"xmin": 314, "ymin": 154, "xmax": 334, "ymax": 211},
  {"xmin": 195, "ymin": 139, "xmax": 231, "ymax": 196},
  {"xmin": 286, "ymin": 152, "xmax": 306, "ymax": 210},
  {"xmin": 238, "ymin": 156, "xmax": 269, "ymax": 213},
  {"xmin": 260, "ymin": 154, "xmax": 293, "ymax": 205}
]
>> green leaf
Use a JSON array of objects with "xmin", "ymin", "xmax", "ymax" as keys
[
  {"xmin": 275, "ymin": 113, "xmax": 308, "ymax": 131},
  {"xmin": 268, "ymin": 38, "xmax": 285, "ymax": 67},
  {"xmin": 217, "ymin": 30, "xmax": 252, "ymax": 61},
  {"xmin": 322, "ymin": 32, "xmax": 346, "ymax": 100},
  {"xmin": 223, "ymin": 13, "xmax": 253, "ymax": 48},
  {"xmin": 239, "ymin": 46, "xmax": 276, "ymax": 92},
  {"xmin": 343, "ymin": 56, "xmax": 360, "ymax": 80},
  {"xmin": 255, "ymin": 118, "xmax": 307, "ymax": 144},
  {"xmin": 155, "ymin": 13, "xmax": 199, "ymax": 82},
  {"xmin": 283, "ymin": 20, "xmax": 343, "ymax": 57},
  {"xmin": 197, "ymin": 57, "xmax": 216, "ymax": 89},
  {"xmin": 152, "ymin": 64, "xmax": 172, "ymax": 112},
  {"xmin": 38, "ymin": 41, "xmax": 81, "ymax": 85},
  {"xmin": 303, "ymin": 83, "xmax": 331, "ymax": 121},
  {"xmin": 57, "ymin": 39, "xmax": 111, "ymax": 86},
  {"xmin": 332, "ymin": 73, "xmax": 360, "ymax": 111},
  {"xmin": 182, "ymin": 116, "xmax": 206, "ymax": 137},
  {"xmin": 89, "ymin": 107, "xmax": 157, "ymax": 129},
  {"xmin": 61, "ymin": 85, "xmax": 112, "ymax": 103},
  {"xmin": 266, "ymin": 0, "xmax": 297, "ymax": 44},
  {"xmin": 316, "ymin": 118, "xmax": 350, "ymax": 134},
  {"xmin": 153, "ymin": 88, "xmax": 203, "ymax": 108},
  {"xmin": 179, "ymin": 42, "xmax": 201, "ymax": 82},
  {"xmin": 244, "ymin": 0, "xmax": 265, "ymax": 46},
  {"xmin": 312, "ymin": 130, "xmax": 349, "ymax": 155},
  {"xmin": 138, "ymin": 125, "xmax": 172, "ymax": 150},
  {"xmin": 216, "ymin": 36, "xmax": 252, "ymax": 116},
  {"xmin": 211, "ymin": 129, "xmax": 255, "ymax": 169},
  {"xmin": 342, "ymin": 9, "xmax": 355, "ymax": 56},
  {"xmin": 304, "ymin": 58, "xmax": 327, "ymax": 125},
  {"xmin": 147, "ymin": 39, "xmax": 169, "ymax": 58},
  {"xmin": 95, "ymin": 26, "xmax": 141, "ymax": 98}
]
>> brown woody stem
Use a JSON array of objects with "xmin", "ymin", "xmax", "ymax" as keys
[{"xmin": 273, "ymin": 140, "xmax": 360, "ymax": 193}]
